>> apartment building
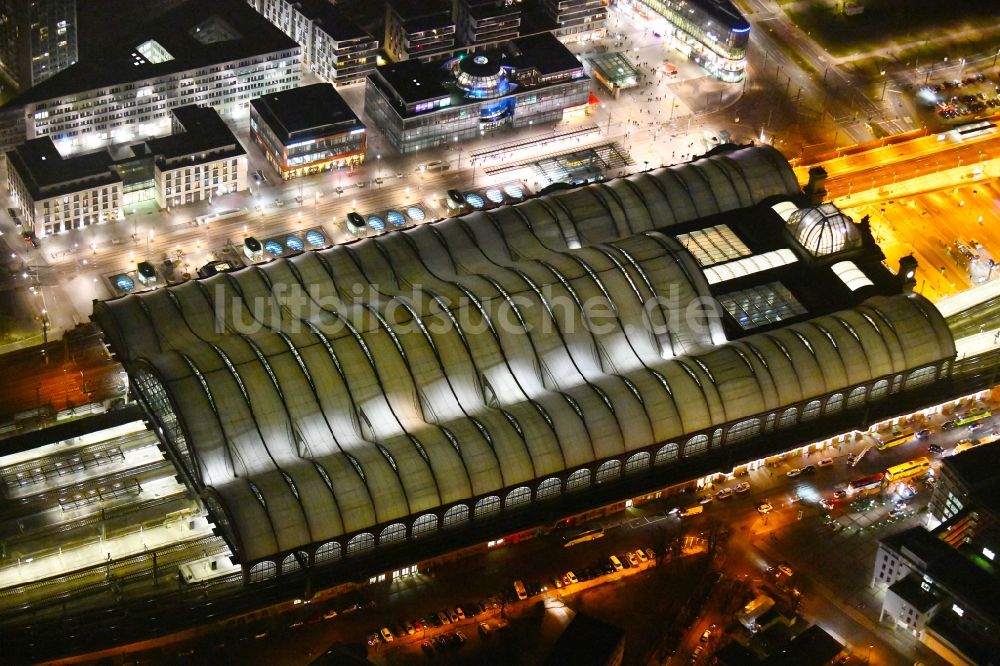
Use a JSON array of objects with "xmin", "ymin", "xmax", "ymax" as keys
[
  {"xmin": 454, "ymin": 0, "xmax": 521, "ymax": 46},
  {"xmin": 0, "ymin": 0, "xmax": 301, "ymax": 153},
  {"xmin": 384, "ymin": 0, "xmax": 456, "ymax": 62},
  {"xmin": 0, "ymin": 0, "xmax": 78, "ymax": 90},
  {"xmin": 146, "ymin": 106, "xmax": 248, "ymax": 209},
  {"xmin": 247, "ymin": 0, "xmax": 378, "ymax": 84},
  {"xmin": 544, "ymin": 0, "xmax": 608, "ymax": 42},
  {"xmin": 6, "ymin": 105, "xmax": 247, "ymax": 236}
]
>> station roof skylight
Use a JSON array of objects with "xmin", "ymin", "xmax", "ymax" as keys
[
  {"xmin": 718, "ymin": 281, "xmax": 807, "ymax": 330},
  {"xmin": 703, "ymin": 249, "xmax": 798, "ymax": 285},
  {"xmin": 677, "ymin": 224, "xmax": 751, "ymax": 267}
]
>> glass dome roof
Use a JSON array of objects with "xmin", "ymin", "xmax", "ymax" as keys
[
  {"xmin": 453, "ymin": 53, "xmax": 512, "ymax": 99},
  {"xmin": 787, "ymin": 203, "xmax": 861, "ymax": 256}
]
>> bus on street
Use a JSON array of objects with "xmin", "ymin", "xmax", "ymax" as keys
[
  {"xmin": 884, "ymin": 457, "xmax": 932, "ymax": 483},
  {"xmin": 954, "ymin": 408, "xmax": 991, "ymax": 427},
  {"xmin": 848, "ymin": 472, "xmax": 885, "ymax": 496},
  {"xmin": 561, "ymin": 525, "xmax": 605, "ymax": 547},
  {"xmin": 876, "ymin": 432, "xmax": 913, "ymax": 451}
]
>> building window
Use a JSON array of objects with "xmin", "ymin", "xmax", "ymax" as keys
[
  {"xmin": 536, "ymin": 477, "xmax": 562, "ymax": 500},
  {"xmin": 505, "ymin": 486, "xmax": 531, "ymax": 509},
  {"xmin": 684, "ymin": 434, "xmax": 709, "ymax": 458},
  {"xmin": 346, "ymin": 532, "xmax": 375, "ymax": 556},
  {"xmin": 379, "ymin": 523, "xmax": 407, "ymax": 545},
  {"xmin": 870, "ymin": 379, "xmax": 889, "ymax": 401},
  {"xmin": 282, "ymin": 551, "xmax": 305, "ymax": 573},
  {"xmin": 726, "ymin": 418, "xmax": 761, "ymax": 444},
  {"xmin": 847, "ymin": 386, "xmax": 867, "ymax": 409},
  {"xmin": 624, "ymin": 451, "xmax": 650, "ymax": 475},
  {"xmin": 801, "ymin": 400, "xmax": 822, "ymax": 421},
  {"xmin": 904, "ymin": 366, "xmax": 937, "ymax": 390},
  {"xmin": 566, "ymin": 468, "xmax": 591, "ymax": 492},
  {"xmin": 249, "ymin": 560, "xmax": 276, "ymax": 582},
  {"xmin": 778, "ymin": 407, "xmax": 798, "ymax": 429},
  {"xmin": 474, "ymin": 495, "xmax": 501, "ymax": 518},
  {"xmin": 412, "ymin": 513, "xmax": 438, "ymax": 538},
  {"xmin": 825, "ymin": 393, "xmax": 844, "ymax": 415},
  {"xmin": 654, "ymin": 442, "xmax": 679, "ymax": 466},
  {"xmin": 595, "ymin": 459, "xmax": 622, "ymax": 484},
  {"xmin": 314, "ymin": 541, "xmax": 341, "ymax": 564},
  {"xmin": 443, "ymin": 503, "xmax": 469, "ymax": 528}
]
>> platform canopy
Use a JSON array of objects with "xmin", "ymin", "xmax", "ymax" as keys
[{"xmin": 93, "ymin": 146, "xmax": 956, "ymax": 565}]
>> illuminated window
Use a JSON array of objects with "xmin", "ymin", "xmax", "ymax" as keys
[
  {"xmin": 595, "ymin": 460, "xmax": 622, "ymax": 484},
  {"xmin": 718, "ymin": 282, "xmax": 806, "ymax": 330},
  {"xmin": 443, "ymin": 504, "xmax": 469, "ymax": 528},
  {"xmin": 379, "ymin": 523, "xmax": 407, "ymax": 545},
  {"xmin": 315, "ymin": 541, "xmax": 341, "ymax": 564},
  {"xmin": 654, "ymin": 442, "xmax": 679, "ymax": 466},
  {"xmin": 676, "ymin": 224, "xmax": 750, "ymax": 267},
  {"xmin": 566, "ymin": 468, "xmax": 591, "ymax": 492},
  {"xmin": 505, "ymin": 486, "xmax": 531, "ymax": 509},
  {"xmin": 536, "ymin": 477, "xmax": 562, "ymax": 500},
  {"xmin": 474, "ymin": 495, "xmax": 501, "ymax": 518},
  {"xmin": 412, "ymin": 513, "xmax": 438, "ymax": 538},
  {"xmin": 346, "ymin": 532, "xmax": 375, "ymax": 556}
]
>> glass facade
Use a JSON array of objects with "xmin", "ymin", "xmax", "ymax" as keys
[{"xmin": 619, "ymin": 0, "xmax": 749, "ymax": 81}]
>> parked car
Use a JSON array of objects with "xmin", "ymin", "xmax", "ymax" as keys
[
  {"xmin": 428, "ymin": 612, "xmax": 442, "ymax": 628},
  {"xmin": 634, "ymin": 549, "xmax": 649, "ymax": 564},
  {"xmin": 915, "ymin": 428, "xmax": 931, "ymax": 439},
  {"xmin": 734, "ymin": 481, "xmax": 751, "ymax": 493},
  {"xmin": 380, "ymin": 627, "xmax": 394, "ymax": 642},
  {"xmin": 437, "ymin": 610, "xmax": 451, "ymax": 625},
  {"xmin": 942, "ymin": 420, "xmax": 957, "ymax": 430},
  {"xmin": 626, "ymin": 551, "xmax": 640, "ymax": 567},
  {"xmin": 786, "ymin": 468, "xmax": 801, "ymax": 478},
  {"xmin": 700, "ymin": 627, "xmax": 713, "ymax": 642},
  {"xmin": 455, "ymin": 607, "xmax": 466, "ymax": 620},
  {"xmin": 756, "ymin": 501, "xmax": 773, "ymax": 514},
  {"xmin": 698, "ymin": 495, "xmax": 713, "ymax": 504},
  {"xmin": 404, "ymin": 621, "xmax": 415, "ymax": 635},
  {"xmin": 817, "ymin": 458, "xmax": 834, "ymax": 468},
  {"xmin": 563, "ymin": 571, "xmax": 578, "ymax": 585},
  {"xmin": 715, "ymin": 487, "xmax": 734, "ymax": 499},
  {"xmin": 800, "ymin": 464, "xmax": 816, "ymax": 474},
  {"xmin": 550, "ymin": 576, "xmax": 563, "ymax": 589},
  {"xmin": 928, "ymin": 444, "xmax": 944, "ymax": 454},
  {"xmin": 479, "ymin": 622, "xmax": 491, "ymax": 637},
  {"xmin": 446, "ymin": 189, "xmax": 466, "ymax": 209}
]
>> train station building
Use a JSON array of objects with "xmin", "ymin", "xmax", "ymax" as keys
[{"xmin": 92, "ymin": 144, "xmax": 957, "ymax": 587}]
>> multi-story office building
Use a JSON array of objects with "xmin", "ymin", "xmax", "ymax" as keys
[
  {"xmin": 147, "ymin": 105, "xmax": 248, "ymax": 209},
  {"xmin": 365, "ymin": 32, "xmax": 590, "ymax": 153},
  {"xmin": 6, "ymin": 105, "xmax": 247, "ymax": 236},
  {"xmin": 0, "ymin": 0, "xmax": 78, "ymax": 90},
  {"xmin": 873, "ymin": 513, "xmax": 1000, "ymax": 664},
  {"xmin": 454, "ymin": 0, "xmax": 521, "ymax": 46},
  {"xmin": 544, "ymin": 0, "xmax": 608, "ymax": 42},
  {"xmin": 247, "ymin": 0, "xmax": 378, "ymax": 85},
  {"xmin": 250, "ymin": 83, "xmax": 366, "ymax": 180},
  {"xmin": 0, "ymin": 0, "xmax": 301, "ymax": 153},
  {"xmin": 6, "ymin": 136, "xmax": 122, "ymax": 236},
  {"xmin": 618, "ymin": 0, "xmax": 749, "ymax": 82},
  {"xmin": 384, "ymin": 0, "xmax": 456, "ymax": 62}
]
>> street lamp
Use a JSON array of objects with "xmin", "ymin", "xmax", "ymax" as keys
[{"xmin": 879, "ymin": 70, "xmax": 888, "ymax": 102}]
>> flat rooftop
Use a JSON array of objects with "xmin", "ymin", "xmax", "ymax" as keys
[
  {"xmin": 295, "ymin": 0, "xmax": 372, "ymax": 43},
  {"xmin": 5, "ymin": 0, "xmax": 298, "ymax": 108},
  {"xmin": 6, "ymin": 138, "xmax": 120, "ymax": 199},
  {"xmin": 372, "ymin": 32, "xmax": 583, "ymax": 110},
  {"xmin": 250, "ymin": 83, "xmax": 364, "ymax": 144},
  {"xmin": 145, "ymin": 106, "xmax": 244, "ymax": 162},
  {"xmin": 506, "ymin": 32, "xmax": 584, "ymax": 77}
]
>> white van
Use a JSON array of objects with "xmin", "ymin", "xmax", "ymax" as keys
[{"xmin": 609, "ymin": 555, "xmax": 624, "ymax": 572}]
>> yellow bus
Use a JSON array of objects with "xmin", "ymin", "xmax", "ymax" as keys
[
  {"xmin": 884, "ymin": 457, "xmax": 931, "ymax": 483},
  {"xmin": 876, "ymin": 432, "xmax": 913, "ymax": 451}
]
